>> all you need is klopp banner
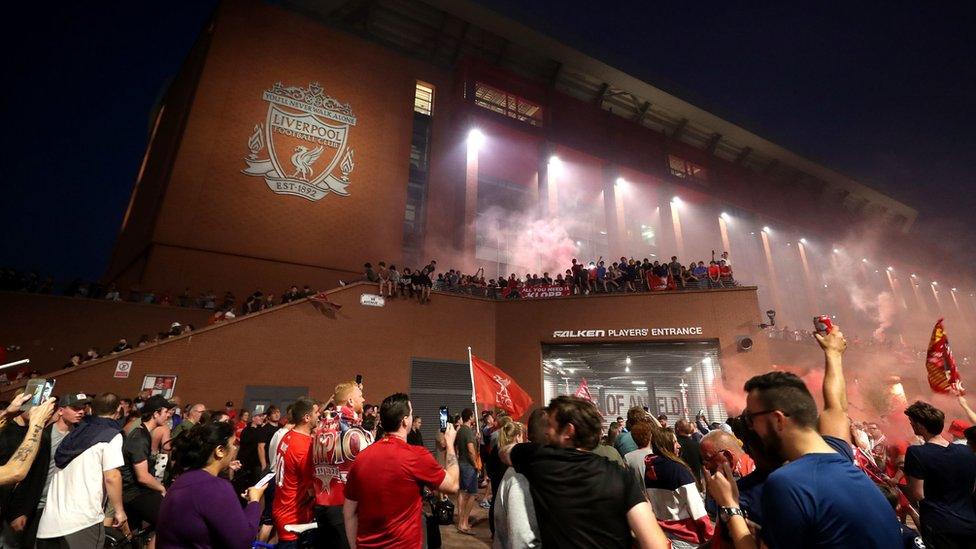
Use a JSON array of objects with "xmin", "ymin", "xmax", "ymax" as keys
[{"xmin": 500, "ymin": 284, "xmax": 570, "ymax": 300}]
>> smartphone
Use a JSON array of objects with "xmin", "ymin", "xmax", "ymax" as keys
[
  {"xmin": 355, "ymin": 374, "xmax": 363, "ymax": 386},
  {"xmin": 439, "ymin": 406, "xmax": 449, "ymax": 432},
  {"xmin": 21, "ymin": 378, "xmax": 56, "ymax": 411},
  {"xmin": 253, "ymin": 471, "xmax": 276, "ymax": 489}
]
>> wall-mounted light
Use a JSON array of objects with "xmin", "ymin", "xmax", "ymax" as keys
[{"xmin": 467, "ymin": 128, "xmax": 485, "ymax": 149}]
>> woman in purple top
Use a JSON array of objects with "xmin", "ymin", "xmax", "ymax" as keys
[{"xmin": 157, "ymin": 422, "xmax": 266, "ymax": 548}]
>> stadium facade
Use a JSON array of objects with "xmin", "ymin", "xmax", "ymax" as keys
[{"xmin": 11, "ymin": 0, "xmax": 970, "ymax": 425}]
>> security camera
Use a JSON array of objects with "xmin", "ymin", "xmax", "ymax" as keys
[{"xmin": 759, "ymin": 310, "xmax": 777, "ymax": 329}]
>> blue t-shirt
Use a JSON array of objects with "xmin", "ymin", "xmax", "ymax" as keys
[
  {"xmin": 760, "ymin": 435, "xmax": 901, "ymax": 548},
  {"xmin": 904, "ymin": 441, "xmax": 976, "ymax": 536},
  {"xmin": 737, "ymin": 467, "xmax": 770, "ymax": 526}
]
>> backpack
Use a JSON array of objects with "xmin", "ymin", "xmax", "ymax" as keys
[{"xmin": 434, "ymin": 497, "xmax": 454, "ymax": 525}]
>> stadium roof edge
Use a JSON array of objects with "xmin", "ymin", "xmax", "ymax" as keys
[
  {"xmin": 424, "ymin": 0, "xmax": 916, "ymax": 222},
  {"xmin": 276, "ymin": 0, "xmax": 917, "ymax": 228}
]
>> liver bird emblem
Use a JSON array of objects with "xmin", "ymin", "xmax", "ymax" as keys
[{"xmin": 291, "ymin": 145, "xmax": 324, "ymax": 181}]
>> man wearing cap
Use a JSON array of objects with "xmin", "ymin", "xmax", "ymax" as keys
[
  {"xmin": 119, "ymin": 395, "xmax": 172, "ymax": 537},
  {"xmin": 2, "ymin": 394, "xmax": 86, "ymax": 548}
]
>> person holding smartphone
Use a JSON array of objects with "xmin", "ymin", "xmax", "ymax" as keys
[{"xmin": 0, "ymin": 394, "xmax": 57, "ymax": 487}]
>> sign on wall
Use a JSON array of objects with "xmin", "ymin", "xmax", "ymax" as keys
[
  {"xmin": 552, "ymin": 326, "xmax": 703, "ymax": 338},
  {"xmin": 114, "ymin": 360, "xmax": 132, "ymax": 379},
  {"xmin": 359, "ymin": 293, "xmax": 386, "ymax": 307},
  {"xmin": 242, "ymin": 81, "xmax": 357, "ymax": 201},
  {"xmin": 141, "ymin": 375, "xmax": 178, "ymax": 399}
]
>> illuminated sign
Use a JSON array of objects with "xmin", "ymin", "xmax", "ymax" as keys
[{"xmin": 552, "ymin": 326, "xmax": 703, "ymax": 338}]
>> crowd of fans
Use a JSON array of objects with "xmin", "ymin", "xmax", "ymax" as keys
[
  {"xmin": 2, "ymin": 267, "xmax": 321, "ymax": 317},
  {"xmin": 0, "ymin": 324, "xmax": 972, "ymax": 548},
  {"xmin": 342, "ymin": 251, "xmax": 737, "ymax": 302}
]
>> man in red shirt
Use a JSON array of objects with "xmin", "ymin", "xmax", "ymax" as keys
[
  {"xmin": 707, "ymin": 261, "xmax": 721, "ymax": 288},
  {"xmin": 313, "ymin": 381, "xmax": 371, "ymax": 549},
  {"xmin": 272, "ymin": 397, "xmax": 319, "ymax": 548},
  {"xmin": 344, "ymin": 393, "xmax": 460, "ymax": 548},
  {"xmin": 718, "ymin": 260, "xmax": 734, "ymax": 286}
]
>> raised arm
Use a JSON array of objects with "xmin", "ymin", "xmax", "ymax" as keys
[
  {"xmin": 0, "ymin": 398, "xmax": 55, "ymax": 486},
  {"xmin": 958, "ymin": 395, "xmax": 976, "ymax": 424},
  {"xmin": 437, "ymin": 423, "xmax": 459, "ymax": 494},
  {"xmin": 814, "ymin": 326, "xmax": 850, "ymax": 442}
]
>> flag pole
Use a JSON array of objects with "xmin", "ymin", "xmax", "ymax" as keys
[{"xmin": 468, "ymin": 346, "xmax": 480, "ymax": 437}]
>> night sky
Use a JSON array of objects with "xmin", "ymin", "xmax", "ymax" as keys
[{"xmin": 2, "ymin": 1, "xmax": 973, "ymax": 285}]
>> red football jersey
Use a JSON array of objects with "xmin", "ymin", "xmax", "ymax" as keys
[
  {"xmin": 345, "ymin": 435, "xmax": 446, "ymax": 549},
  {"xmin": 312, "ymin": 406, "xmax": 372, "ymax": 506},
  {"xmin": 272, "ymin": 430, "xmax": 315, "ymax": 541}
]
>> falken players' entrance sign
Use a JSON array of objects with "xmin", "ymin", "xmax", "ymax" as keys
[{"xmin": 242, "ymin": 82, "xmax": 357, "ymax": 201}]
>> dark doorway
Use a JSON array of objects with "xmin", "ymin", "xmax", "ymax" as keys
[
  {"xmin": 242, "ymin": 385, "xmax": 310, "ymax": 417},
  {"xmin": 409, "ymin": 358, "xmax": 473, "ymax": 454}
]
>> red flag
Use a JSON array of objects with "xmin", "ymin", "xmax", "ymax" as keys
[
  {"xmin": 310, "ymin": 291, "xmax": 343, "ymax": 310},
  {"xmin": 574, "ymin": 378, "xmax": 594, "ymax": 403},
  {"xmin": 471, "ymin": 355, "xmax": 533, "ymax": 419},
  {"xmin": 925, "ymin": 318, "xmax": 964, "ymax": 395}
]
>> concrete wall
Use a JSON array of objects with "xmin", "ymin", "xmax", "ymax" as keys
[{"xmin": 0, "ymin": 292, "xmax": 213, "ymax": 375}]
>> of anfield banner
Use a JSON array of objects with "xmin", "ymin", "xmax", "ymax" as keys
[
  {"xmin": 500, "ymin": 283, "xmax": 571, "ymax": 299},
  {"xmin": 470, "ymin": 354, "xmax": 533, "ymax": 419},
  {"xmin": 925, "ymin": 318, "xmax": 964, "ymax": 395}
]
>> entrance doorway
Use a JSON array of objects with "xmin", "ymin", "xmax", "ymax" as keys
[
  {"xmin": 242, "ymin": 385, "xmax": 310, "ymax": 417},
  {"xmin": 542, "ymin": 340, "xmax": 725, "ymax": 426}
]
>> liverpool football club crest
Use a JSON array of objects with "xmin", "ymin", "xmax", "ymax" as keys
[{"xmin": 242, "ymin": 82, "xmax": 356, "ymax": 201}]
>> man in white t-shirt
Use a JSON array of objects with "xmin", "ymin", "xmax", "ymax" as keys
[{"xmin": 36, "ymin": 393, "xmax": 127, "ymax": 549}]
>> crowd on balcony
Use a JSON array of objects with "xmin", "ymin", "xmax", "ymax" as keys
[{"xmin": 343, "ymin": 251, "xmax": 737, "ymax": 302}]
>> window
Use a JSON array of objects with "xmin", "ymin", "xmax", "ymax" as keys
[
  {"xmin": 404, "ymin": 82, "xmax": 435, "ymax": 262},
  {"xmin": 414, "ymin": 82, "xmax": 434, "ymax": 116},
  {"xmin": 472, "ymin": 81, "xmax": 544, "ymax": 127},
  {"xmin": 668, "ymin": 155, "xmax": 707, "ymax": 181}
]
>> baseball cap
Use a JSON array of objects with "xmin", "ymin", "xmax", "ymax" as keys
[
  {"xmin": 60, "ymin": 393, "xmax": 91, "ymax": 408},
  {"xmin": 143, "ymin": 394, "xmax": 176, "ymax": 415},
  {"xmin": 948, "ymin": 419, "xmax": 972, "ymax": 439}
]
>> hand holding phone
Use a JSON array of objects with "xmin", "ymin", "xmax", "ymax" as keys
[
  {"xmin": 27, "ymin": 398, "xmax": 57, "ymax": 427},
  {"xmin": 21, "ymin": 379, "xmax": 56, "ymax": 412},
  {"xmin": 439, "ymin": 406, "xmax": 449, "ymax": 432},
  {"xmin": 253, "ymin": 471, "xmax": 276, "ymax": 490}
]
